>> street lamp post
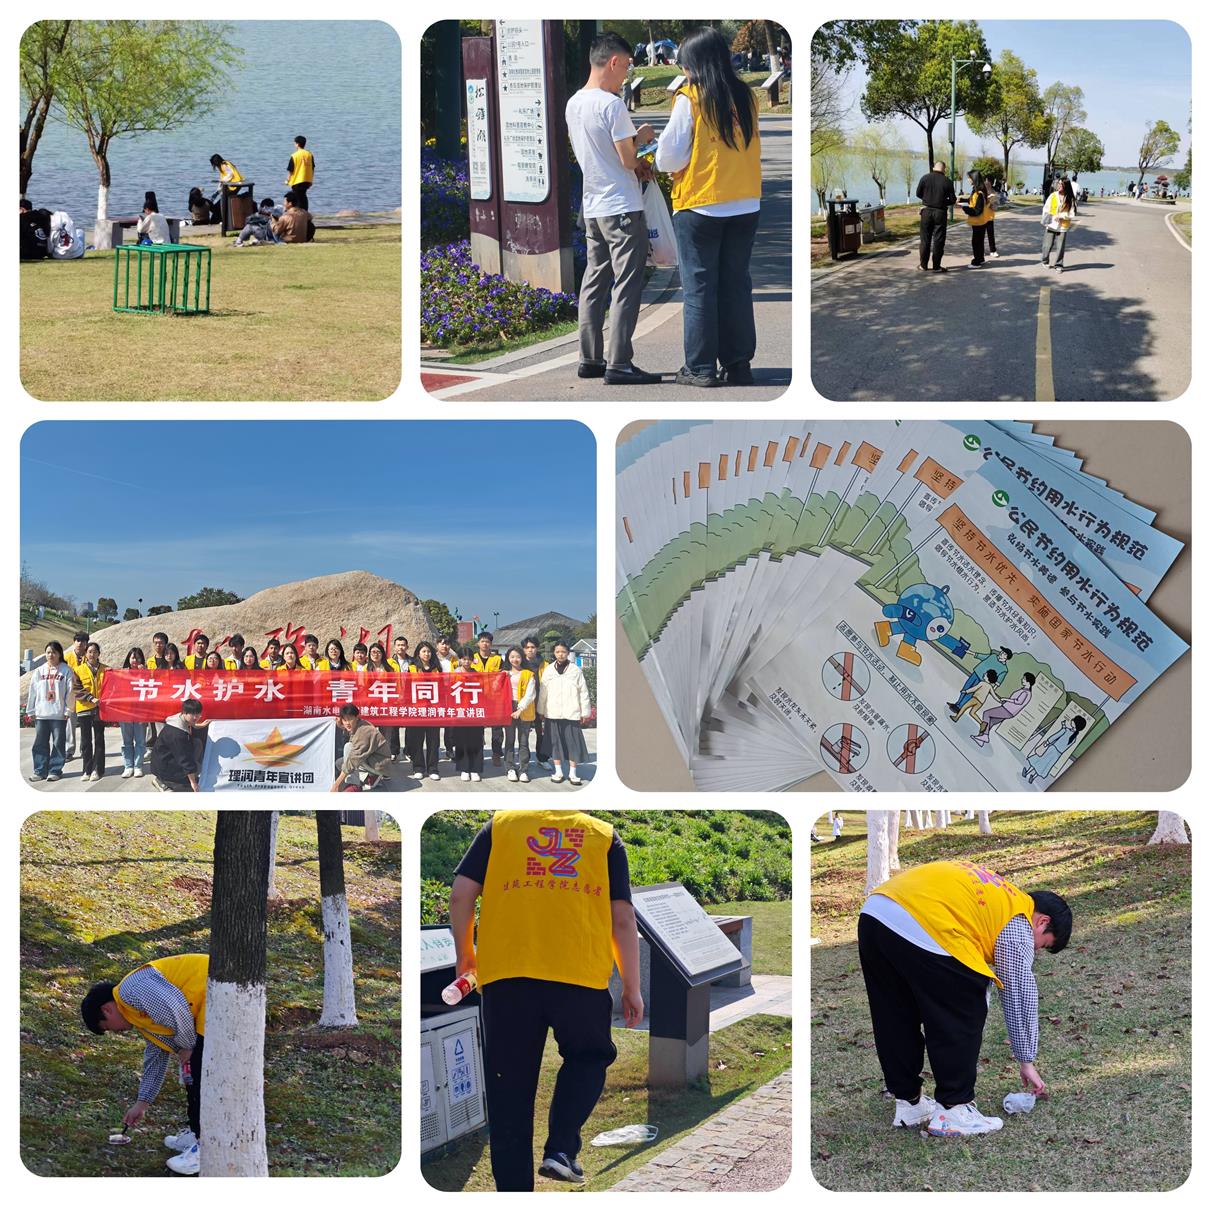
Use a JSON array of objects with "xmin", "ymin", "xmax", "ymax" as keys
[{"xmin": 950, "ymin": 55, "xmax": 992, "ymax": 218}]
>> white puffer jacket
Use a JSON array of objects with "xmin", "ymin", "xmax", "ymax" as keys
[{"xmin": 537, "ymin": 661, "xmax": 592, "ymax": 720}]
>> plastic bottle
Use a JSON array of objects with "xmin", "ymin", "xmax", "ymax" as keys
[{"xmin": 442, "ymin": 970, "xmax": 478, "ymax": 1005}]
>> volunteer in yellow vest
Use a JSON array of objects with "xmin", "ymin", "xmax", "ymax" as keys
[
  {"xmin": 958, "ymin": 170, "xmax": 994, "ymax": 267},
  {"xmin": 285, "ymin": 134, "xmax": 315, "ymax": 212},
  {"xmin": 63, "ymin": 629, "xmax": 89, "ymax": 759},
  {"xmin": 859, "ymin": 859, "xmax": 1072, "ymax": 1138},
  {"xmin": 470, "ymin": 630, "xmax": 505, "ymax": 764},
  {"xmin": 502, "ymin": 645, "xmax": 537, "ymax": 781},
  {"xmin": 450, "ymin": 810, "xmax": 642, "ymax": 1191},
  {"xmin": 81, "ymin": 954, "xmax": 210, "ymax": 1175},
  {"xmin": 523, "ymin": 636, "xmax": 552, "ymax": 767},
  {"xmin": 74, "ymin": 640, "xmax": 108, "ymax": 781},
  {"xmin": 183, "ymin": 633, "xmax": 210, "ymax": 670},
  {"xmin": 655, "ymin": 26, "xmax": 762, "ymax": 388}
]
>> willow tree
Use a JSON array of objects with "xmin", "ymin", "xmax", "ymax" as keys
[
  {"xmin": 317, "ymin": 812, "xmax": 358, "ymax": 1027},
  {"xmin": 53, "ymin": 21, "xmax": 240, "ymax": 246},
  {"xmin": 201, "ymin": 812, "xmax": 271, "ymax": 1178},
  {"xmin": 19, "ymin": 21, "xmax": 72, "ymax": 196}
]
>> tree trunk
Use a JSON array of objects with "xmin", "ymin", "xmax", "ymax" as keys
[
  {"xmin": 978, "ymin": 811, "xmax": 992, "ymax": 835},
  {"xmin": 866, "ymin": 810, "xmax": 891, "ymax": 894},
  {"xmin": 364, "ymin": 810, "xmax": 380, "ymax": 842},
  {"xmin": 266, "ymin": 811, "xmax": 282, "ymax": 900},
  {"xmin": 901, "ymin": 809, "xmax": 913, "ymax": 830},
  {"xmin": 201, "ymin": 812, "xmax": 270, "ymax": 1178},
  {"xmin": 317, "ymin": 811, "xmax": 358, "ymax": 1027},
  {"xmin": 887, "ymin": 810, "xmax": 901, "ymax": 871},
  {"xmin": 762, "ymin": 21, "xmax": 779, "ymax": 70},
  {"xmin": 937, "ymin": 809, "xmax": 949, "ymax": 828},
  {"xmin": 1148, "ymin": 812, "xmax": 1189, "ymax": 845},
  {"xmin": 20, "ymin": 96, "xmax": 53, "ymax": 196},
  {"xmin": 92, "ymin": 150, "xmax": 113, "ymax": 249}
]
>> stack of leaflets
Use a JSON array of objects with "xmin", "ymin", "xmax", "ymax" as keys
[{"xmin": 616, "ymin": 420, "xmax": 1188, "ymax": 793}]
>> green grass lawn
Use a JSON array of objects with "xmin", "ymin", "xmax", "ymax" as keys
[
  {"xmin": 811, "ymin": 202, "xmax": 965, "ymax": 267},
  {"xmin": 20, "ymin": 810, "xmax": 402, "ymax": 1177},
  {"xmin": 20, "ymin": 226, "xmax": 401, "ymax": 401},
  {"xmin": 811, "ymin": 810, "xmax": 1191, "ymax": 1192},
  {"xmin": 1173, "ymin": 210, "xmax": 1192, "ymax": 244},
  {"xmin": 711, "ymin": 899, "xmax": 791, "ymax": 974},
  {"xmin": 633, "ymin": 66, "xmax": 791, "ymax": 113},
  {"xmin": 422, "ymin": 1013, "xmax": 792, "ymax": 1192}
]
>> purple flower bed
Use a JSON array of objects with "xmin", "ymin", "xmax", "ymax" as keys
[
  {"xmin": 420, "ymin": 152, "xmax": 470, "ymax": 248},
  {"xmin": 421, "ymin": 240, "xmax": 578, "ymax": 348}
]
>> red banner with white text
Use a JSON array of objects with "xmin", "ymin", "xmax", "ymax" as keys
[{"xmin": 99, "ymin": 669, "xmax": 514, "ymax": 725}]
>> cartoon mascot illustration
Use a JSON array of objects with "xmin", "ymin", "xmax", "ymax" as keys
[{"xmin": 875, "ymin": 582, "xmax": 971, "ymax": 667}]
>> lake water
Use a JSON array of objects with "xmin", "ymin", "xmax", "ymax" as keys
[
  {"xmin": 814, "ymin": 152, "xmax": 1160, "ymax": 213},
  {"xmin": 22, "ymin": 21, "xmax": 401, "ymax": 224}
]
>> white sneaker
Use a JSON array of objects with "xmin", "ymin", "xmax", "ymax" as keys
[
  {"xmin": 551, "ymin": 772, "xmax": 565, "ymax": 783},
  {"xmin": 928, "ymin": 1102, "xmax": 1004, "ymax": 1137},
  {"xmin": 90, "ymin": 771, "xmax": 102, "ymax": 782},
  {"xmin": 166, "ymin": 1141, "xmax": 200, "ymax": 1174},
  {"xmin": 411, "ymin": 771, "xmax": 425, "ymax": 780},
  {"xmin": 988, "ymin": 251, "xmax": 1000, "ymax": 259},
  {"xmin": 507, "ymin": 768, "xmax": 518, "ymax": 782},
  {"xmin": 133, "ymin": 767, "xmax": 144, "ymax": 778},
  {"xmin": 893, "ymin": 1093, "xmax": 938, "ymax": 1127},
  {"xmin": 121, "ymin": 768, "xmax": 134, "ymax": 779},
  {"xmin": 460, "ymin": 772, "xmax": 470, "ymax": 781},
  {"xmin": 429, "ymin": 772, "xmax": 440, "ymax": 781},
  {"xmin": 164, "ymin": 1128, "xmax": 197, "ymax": 1151},
  {"xmin": 470, "ymin": 772, "xmax": 481, "ymax": 782},
  {"xmin": 519, "ymin": 771, "xmax": 530, "ymax": 783}
]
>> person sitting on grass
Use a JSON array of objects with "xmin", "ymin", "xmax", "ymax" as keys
[
  {"xmin": 272, "ymin": 189, "xmax": 315, "ymax": 244},
  {"xmin": 329, "ymin": 703, "xmax": 392, "ymax": 791},
  {"xmin": 150, "ymin": 697, "xmax": 209, "ymax": 792},
  {"xmin": 858, "ymin": 858, "xmax": 1071, "ymax": 1137},
  {"xmin": 233, "ymin": 197, "xmax": 282, "ymax": 247},
  {"xmin": 81, "ymin": 953, "xmax": 209, "ymax": 1175},
  {"xmin": 187, "ymin": 187, "xmax": 219, "ymax": 225}
]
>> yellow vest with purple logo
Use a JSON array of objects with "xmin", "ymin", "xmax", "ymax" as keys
[
  {"xmin": 477, "ymin": 810, "xmax": 614, "ymax": 989},
  {"xmin": 874, "ymin": 860, "xmax": 1034, "ymax": 987},
  {"xmin": 670, "ymin": 85, "xmax": 761, "ymax": 211}
]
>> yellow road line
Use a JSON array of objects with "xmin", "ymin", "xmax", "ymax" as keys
[{"xmin": 1035, "ymin": 283, "xmax": 1055, "ymax": 401}]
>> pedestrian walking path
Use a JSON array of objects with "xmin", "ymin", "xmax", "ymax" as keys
[
  {"xmin": 811, "ymin": 196, "xmax": 1190, "ymax": 401},
  {"xmin": 423, "ymin": 112, "xmax": 792, "ymax": 402},
  {"xmin": 610, "ymin": 1070, "xmax": 792, "ymax": 1192}
]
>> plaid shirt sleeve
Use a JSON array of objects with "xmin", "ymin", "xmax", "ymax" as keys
[
  {"xmin": 994, "ymin": 915, "xmax": 1039, "ymax": 1063},
  {"xmin": 119, "ymin": 968, "xmax": 198, "ymax": 1101}
]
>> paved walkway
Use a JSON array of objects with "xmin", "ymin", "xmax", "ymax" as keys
[
  {"xmin": 811, "ymin": 197, "xmax": 1190, "ymax": 401},
  {"xmin": 610, "ymin": 1070, "xmax": 793, "ymax": 1192},
  {"xmin": 423, "ymin": 111, "xmax": 792, "ymax": 402},
  {"xmin": 20, "ymin": 726, "xmax": 596, "ymax": 793}
]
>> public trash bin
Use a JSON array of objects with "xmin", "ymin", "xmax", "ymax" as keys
[
  {"xmin": 872, "ymin": 205, "xmax": 886, "ymax": 234},
  {"xmin": 217, "ymin": 181, "xmax": 257, "ymax": 236},
  {"xmin": 826, "ymin": 197, "xmax": 861, "ymax": 261}
]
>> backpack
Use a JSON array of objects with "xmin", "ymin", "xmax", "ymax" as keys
[
  {"xmin": 48, "ymin": 210, "xmax": 85, "ymax": 259},
  {"xmin": 19, "ymin": 208, "xmax": 53, "ymax": 260}
]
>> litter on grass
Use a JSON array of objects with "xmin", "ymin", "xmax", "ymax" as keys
[
  {"xmin": 590, "ymin": 1125, "xmax": 659, "ymax": 1146},
  {"xmin": 1003, "ymin": 1092, "xmax": 1037, "ymax": 1115},
  {"xmin": 108, "ymin": 1132, "xmax": 131, "ymax": 1145}
]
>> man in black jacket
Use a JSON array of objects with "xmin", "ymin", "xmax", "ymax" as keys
[
  {"xmin": 915, "ymin": 162, "xmax": 957, "ymax": 271},
  {"xmin": 151, "ymin": 699, "xmax": 209, "ymax": 792}
]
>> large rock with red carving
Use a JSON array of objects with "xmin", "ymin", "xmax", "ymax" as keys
[{"xmin": 20, "ymin": 571, "xmax": 437, "ymax": 689}]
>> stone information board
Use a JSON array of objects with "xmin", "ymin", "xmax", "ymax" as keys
[
  {"xmin": 632, "ymin": 883, "xmax": 742, "ymax": 980},
  {"xmin": 495, "ymin": 19, "xmax": 549, "ymax": 204}
]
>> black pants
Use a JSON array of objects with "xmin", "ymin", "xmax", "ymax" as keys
[
  {"xmin": 490, "ymin": 726, "xmax": 504, "ymax": 759},
  {"xmin": 452, "ymin": 726, "xmax": 484, "ymax": 774},
  {"xmin": 857, "ymin": 914, "xmax": 989, "ymax": 1107},
  {"xmin": 389, "ymin": 727, "xmax": 403, "ymax": 759},
  {"xmin": 481, "ymin": 978, "xmax": 617, "ymax": 1192},
  {"xmin": 78, "ymin": 712, "xmax": 105, "ymax": 775},
  {"xmin": 919, "ymin": 206, "xmax": 948, "ymax": 268},
  {"xmin": 534, "ymin": 714, "xmax": 548, "ymax": 761},
  {"xmin": 291, "ymin": 182, "xmax": 309, "ymax": 210},
  {"xmin": 971, "ymin": 224, "xmax": 987, "ymax": 264},
  {"xmin": 186, "ymin": 1034, "xmax": 205, "ymax": 1136},
  {"xmin": 407, "ymin": 727, "xmax": 441, "ymax": 775},
  {"xmin": 985, "ymin": 220, "xmax": 996, "ymax": 254}
]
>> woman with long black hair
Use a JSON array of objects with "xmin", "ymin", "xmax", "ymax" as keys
[
  {"xmin": 655, "ymin": 26, "xmax": 762, "ymax": 387},
  {"xmin": 959, "ymin": 170, "xmax": 993, "ymax": 267},
  {"xmin": 408, "ymin": 641, "xmax": 443, "ymax": 781}
]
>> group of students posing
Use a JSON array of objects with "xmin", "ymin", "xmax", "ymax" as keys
[{"xmin": 25, "ymin": 628, "xmax": 593, "ymax": 789}]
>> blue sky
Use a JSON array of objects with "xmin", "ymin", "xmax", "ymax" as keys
[
  {"xmin": 21, "ymin": 421, "xmax": 597, "ymax": 623},
  {"xmin": 832, "ymin": 20, "xmax": 1191, "ymax": 167}
]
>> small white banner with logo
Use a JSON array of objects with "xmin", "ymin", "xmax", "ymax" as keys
[{"xmin": 199, "ymin": 717, "xmax": 335, "ymax": 792}]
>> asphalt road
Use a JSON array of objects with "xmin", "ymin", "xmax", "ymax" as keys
[
  {"xmin": 431, "ymin": 111, "xmax": 792, "ymax": 402},
  {"xmin": 811, "ymin": 198, "xmax": 1191, "ymax": 402}
]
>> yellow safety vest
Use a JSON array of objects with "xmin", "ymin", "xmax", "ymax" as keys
[
  {"xmin": 220, "ymin": 160, "xmax": 243, "ymax": 184},
  {"xmin": 874, "ymin": 860, "xmax": 1034, "ymax": 987},
  {"xmin": 183, "ymin": 654, "xmax": 210, "ymax": 670},
  {"xmin": 509, "ymin": 668, "xmax": 536, "ymax": 722},
  {"xmin": 477, "ymin": 810, "xmax": 615, "ymax": 989},
  {"xmin": 113, "ymin": 954, "xmax": 209, "ymax": 1052},
  {"xmin": 670, "ymin": 85, "xmax": 762, "ymax": 212},
  {"xmin": 470, "ymin": 652, "xmax": 502, "ymax": 674},
  {"xmin": 288, "ymin": 148, "xmax": 315, "ymax": 186},
  {"xmin": 74, "ymin": 662, "xmax": 106, "ymax": 714},
  {"xmin": 964, "ymin": 190, "xmax": 994, "ymax": 227}
]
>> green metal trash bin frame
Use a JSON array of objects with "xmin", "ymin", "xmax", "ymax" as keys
[{"xmin": 112, "ymin": 242, "xmax": 212, "ymax": 315}]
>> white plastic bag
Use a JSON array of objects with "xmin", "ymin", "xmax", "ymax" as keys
[
  {"xmin": 49, "ymin": 210, "xmax": 84, "ymax": 259},
  {"xmin": 590, "ymin": 1124, "xmax": 659, "ymax": 1146},
  {"xmin": 643, "ymin": 180, "xmax": 678, "ymax": 269}
]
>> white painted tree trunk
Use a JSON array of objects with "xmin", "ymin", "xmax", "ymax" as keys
[
  {"xmin": 93, "ymin": 183, "xmax": 112, "ymax": 249},
  {"xmin": 1148, "ymin": 812, "xmax": 1189, "ymax": 845},
  {"xmin": 913, "ymin": 809, "xmax": 926, "ymax": 828},
  {"xmin": 937, "ymin": 809, "xmax": 949, "ymax": 828},
  {"xmin": 364, "ymin": 810, "xmax": 380, "ymax": 842},
  {"xmin": 200, "ymin": 980, "xmax": 268, "ymax": 1177},
  {"xmin": 866, "ymin": 810, "xmax": 892, "ymax": 894},
  {"xmin": 266, "ymin": 812, "xmax": 282, "ymax": 900},
  {"xmin": 319, "ymin": 892, "xmax": 359, "ymax": 1026},
  {"xmin": 901, "ymin": 809, "xmax": 914, "ymax": 830},
  {"xmin": 978, "ymin": 810, "xmax": 993, "ymax": 835},
  {"xmin": 922, "ymin": 809, "xmax": 934, "ymax": 828},
  {"xmin": 964, "ymin": 809, "xmax": 976, "ymax": 820},
  {"xmin": 888, "ymin": 809, "xmax": 901, "ymax": 870}
]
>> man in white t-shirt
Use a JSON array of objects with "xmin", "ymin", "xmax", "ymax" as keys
[{"xmin": 565, "ymin": 31, "xmax": 662, "ymax": 386}]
